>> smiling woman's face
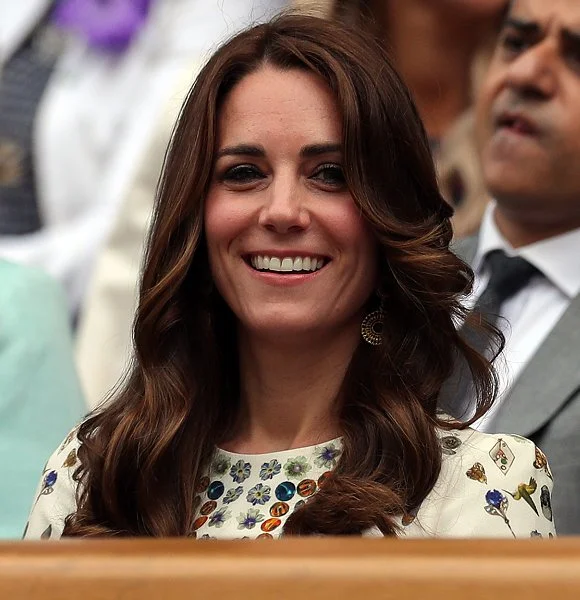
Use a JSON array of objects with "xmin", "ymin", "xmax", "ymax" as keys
[{"xmin": 204, "ymin": 65, "xmax": 378, "ymax": 343}]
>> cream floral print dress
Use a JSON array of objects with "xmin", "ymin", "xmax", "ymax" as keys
[{"xmin": 24, "ymin": 425, "xmax": 556, "ymax": 539}]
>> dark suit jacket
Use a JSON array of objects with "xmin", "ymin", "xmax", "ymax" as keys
[{"xmin": 451, "ymin": 235, "xmax": 580, "ymax": 535}]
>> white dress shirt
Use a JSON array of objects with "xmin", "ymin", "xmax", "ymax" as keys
[{"xmin": 469, "ymin": 202, "xmax": 580, "ymax": 431}]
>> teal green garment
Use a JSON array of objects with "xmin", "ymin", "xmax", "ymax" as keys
[{"xmin": 0, "ymin": 260, "xmax": 86, "ymax": 538}]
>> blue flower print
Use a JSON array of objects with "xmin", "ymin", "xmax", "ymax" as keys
[
  {"xmin": 208, "ymin": 507, "xmax": 231, "ymax": 528},
  {"xmin": 284, "ymin": 456, "xmax": 311, "ymax": 480},
  {"xmin": 260, "ymin": 459, "xmax": 281, "ymax": 481},
  {"xmin": 313, "ymin": 443, "xmax": 341, "ymax": 469},
  {"xmin": 246, "ymin": 483, "xmax": 271, "ymax": 506},
  {"xmin": 223, "ymin": 486, "xmax": 244, "ymax": 504},
  {"xmin": 237, "ymin": 508, "xmax": 265, "ymax": 530},
  {"xmin": 230, "ymin": 459, "xmax": 251, "ymax": 483}
]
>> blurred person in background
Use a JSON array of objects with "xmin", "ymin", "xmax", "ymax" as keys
[
  {"xmin": 448, "ymin": 0, "xmax": 580, "ymax": 535},
  {"xmin": 0, "ymin": 260, "xmax": 85, "ymax": 539},
  {"xmin": 326, "ymin": 0, "xmax": 508, "ymax": 238},
  {"xmin": 25, "ymin": 15, "xmax": 554, "ymax": 540},
  {"xmin": 0, "ymin": 0, "xmax": 285, "ymax": 321}
]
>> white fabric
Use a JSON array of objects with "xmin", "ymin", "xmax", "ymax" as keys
[
  {"xmin": 24, "ymin": 423, "xmax": 556, "ymax": 539},
  {"xmin": 469, "ymin": 202, "xmax": 580, "ymax": 431},
  {"xmin": 0, "ymin": 0, "xmax": 287, "ymax": 313}
]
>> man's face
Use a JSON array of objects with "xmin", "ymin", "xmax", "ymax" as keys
[{"xmin": 476, "ymin": 0, "xmax": 580, "ymax": 226}]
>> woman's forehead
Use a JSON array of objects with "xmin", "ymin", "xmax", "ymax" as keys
[{"xmin": 216, "ymin": 66, "xmax": 343, "ymax": 149}]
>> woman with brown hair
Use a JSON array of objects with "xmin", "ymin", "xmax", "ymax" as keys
[{"xmin": 25, "ymin": 14, "xmax": 553, "ymax": 540}]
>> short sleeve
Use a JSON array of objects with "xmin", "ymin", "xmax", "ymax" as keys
[
  {"xmin": 407, "ymin": 430, "xmax": 556, "ymax": 539},
  {"xmin": 23, "ymin": 429, "xmax": 81, "ymax": 540},
  {"xmin": 473, "ymin": 435, "xmax": 556, "ymax": 538}
]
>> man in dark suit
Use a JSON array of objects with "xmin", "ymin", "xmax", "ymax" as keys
[{"xmin": 451, "ymin": 0, "xmax": 580, "ymax": 534}]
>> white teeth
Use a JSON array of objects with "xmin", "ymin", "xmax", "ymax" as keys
[
  {"xmin": 250, "ymin": 255, "xmax": 326, "ymax": 273},
  {"xmin": 269, "ymin": 257, "xmax": 282, "ymax": 271}
]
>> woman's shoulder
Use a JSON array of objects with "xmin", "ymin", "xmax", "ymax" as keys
[
  {"xmin": 400, "ymin": 425, "xmax": 556, "ymax": 539},
  {"xmin": 437, "ymin": 425, "xmax": 545, "ymax": 471},
  {"xmin": 23, "ymin": 427, "xmax": 82, "ymax": 540}
]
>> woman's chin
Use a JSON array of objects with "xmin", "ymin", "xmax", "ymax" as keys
[{"xmin": 240, "ymin": 317, "xmax": 328, "ymax": 343}]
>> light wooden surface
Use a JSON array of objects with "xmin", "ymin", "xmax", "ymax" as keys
[{"xmin": 1, "ymin": 538, "xmax": 580, "ymax": 599}]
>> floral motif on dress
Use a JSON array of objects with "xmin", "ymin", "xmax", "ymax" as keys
[
  {"xmin": 313, "ymin": 443, "xmax": 341, "ymax": 469},
  {"xmin": 212, "ymin": 455, "xmax": 231, "ymax": 477},
  {"xmin": 223, "ymin": 486, "xmax": 244, "ymax": 504},
  {"xmin": 246, "ymin": 483, "xmax": 271, "ymax": 506},
  {"xmin": 208, "ymin": 507, "xmax": 231, "ymax": 528},
  {"xmin": 237, "ymin": 508, "xmax": 265, "ymax": 530},
  {"xmin": 284, "ymin": 456, "xmax": 311, "ymax": 480},
  {"xmin": 230, "ymin": 459, "xmax": 251, "ymax": 483},
  {"xmin": 440, "ymin": 435, "xmax": 462, "ymax": 455},
  {"xmin": 259, "ymin": 459, "xmax": 281, "ymax": 481}
]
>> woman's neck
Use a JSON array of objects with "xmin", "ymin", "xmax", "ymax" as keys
[
  {"xmin": 222, "ymin": 326, "xmax": 360, "ymax": 454},
  {"xmin": 375, "ymin": 0, "xmax": 486, "ymax": 139}
]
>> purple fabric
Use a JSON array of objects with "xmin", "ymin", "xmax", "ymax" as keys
[{"xmin": 51, "ymin": 0, "xmax": 154, "ymax": 53}]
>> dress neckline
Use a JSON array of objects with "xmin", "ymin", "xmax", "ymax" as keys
[{"xmin": 215, "ymin": 437, "xmax": 343, "ymax": 459}]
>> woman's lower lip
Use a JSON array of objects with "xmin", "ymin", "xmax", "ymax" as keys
[{"xmin": 244, "ymin": 261, "xmax": 325, "ymax": 285}]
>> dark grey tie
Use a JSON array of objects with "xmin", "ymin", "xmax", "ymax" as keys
[
  {"xmin": 471, "ymin": 249, "xmax": 541, "ymax": 331},
  {"xmin": 440, "ymin": 249, "xmax": 541, "ymax": 419}
]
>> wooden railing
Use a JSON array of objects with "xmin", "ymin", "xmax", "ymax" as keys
[{"xmin": 2, "ymin": 538, "xmax": 580, "ymax": 599}]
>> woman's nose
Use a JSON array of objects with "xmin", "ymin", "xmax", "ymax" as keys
[{"xmin": 257, "ymin": 177, "xmax": 311, "ymax": 234}]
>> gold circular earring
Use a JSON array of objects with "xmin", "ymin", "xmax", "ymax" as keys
[{"xmin": 361, "ymin": 292, "xmax": 385, "ymax": 346}]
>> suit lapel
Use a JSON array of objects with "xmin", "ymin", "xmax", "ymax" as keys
[{"xmin": 491, "ymin": 293, "xmax": 580, "ymax": 437}]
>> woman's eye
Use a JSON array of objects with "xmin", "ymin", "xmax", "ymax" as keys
[
  {"xmin": 311, "ymin": 164, "xmax": 346, "ymax": 188},
  {"xmin": 221, "ymin": 164, "xmax": 265, "ymax": 184}
]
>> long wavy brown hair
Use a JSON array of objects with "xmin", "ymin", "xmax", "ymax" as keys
[{"xmin": 64, "ymin": 13, "xmax": 501, "ymax": 537}]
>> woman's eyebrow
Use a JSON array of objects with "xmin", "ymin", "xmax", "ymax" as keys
[
  {"xmin": 216, "ymin": 144, "xmax": 265, "ymax": 159},
  {"xmin": 300, "ymin": 143, "xmax": 341, "ymax": 157},
  {"xmin": 215, "ymin": 142, "xmax": 341, "ymax": 159}
]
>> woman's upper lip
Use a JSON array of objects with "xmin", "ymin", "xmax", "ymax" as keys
[
  {"xmin": 243, "ymin": 250, "xmax": 330, "ymax": 259},
  {"xmin": 495, "ymin": 110, "xmax": 539, "ymax": 135}
]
